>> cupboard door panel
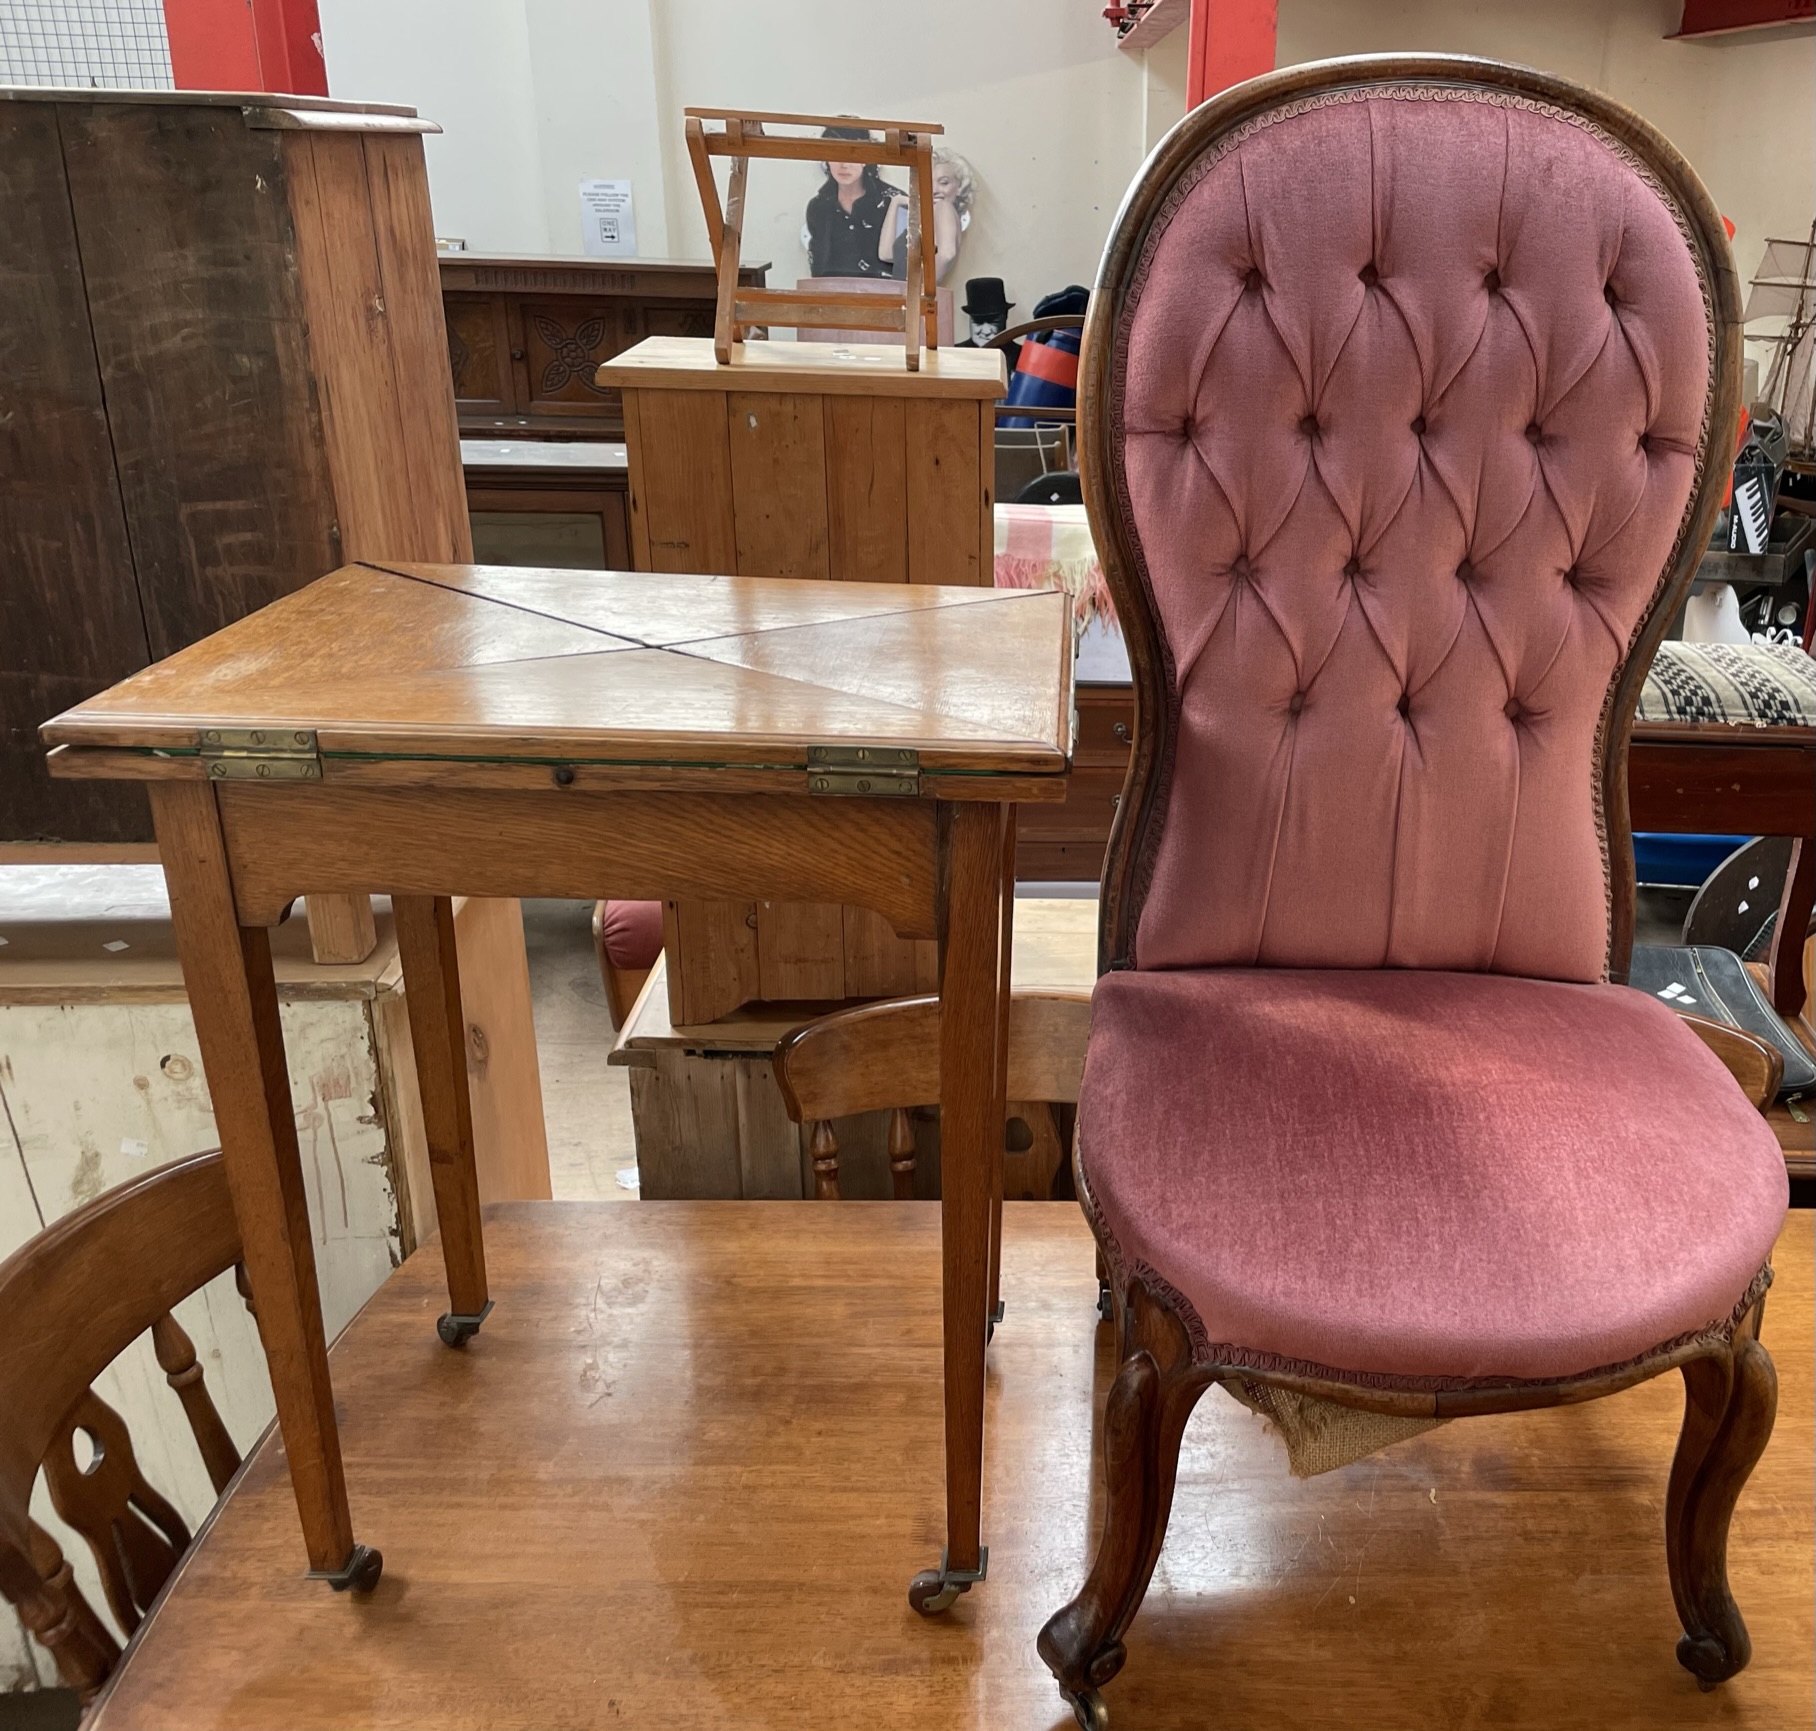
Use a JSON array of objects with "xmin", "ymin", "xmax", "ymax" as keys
[
  {"xmin": 626, "ymin": 390, "xmax": 736, "ymax": 573},
  {"xmin": 824, "ymin": 396, "xmax": 907, "ymax": 583},
  {"xmin": 728, "ymin": 391, "xmax": 830, "ymax": 580},
  {"xmin": 905, "ymin": 397, "xmax": 983, "ymax": 585}
]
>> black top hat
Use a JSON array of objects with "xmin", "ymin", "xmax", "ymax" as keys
[{"xmin": 961, "ymin": 277, "xmax": 1013, "ymax": 320}]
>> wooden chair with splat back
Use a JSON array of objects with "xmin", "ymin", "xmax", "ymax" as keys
[{"xmin": 0, "ymin": 1151, "xmax": 248, "ymax": 1701}]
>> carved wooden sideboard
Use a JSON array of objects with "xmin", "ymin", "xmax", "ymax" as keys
[{"xmin": 440, "ymin": 255, "xmax": 769, "ymax": 441}]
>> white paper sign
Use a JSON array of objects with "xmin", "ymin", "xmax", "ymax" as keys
[{"xmin": 579, "ymin": 179, "xmax": 637, "ymax": 258}]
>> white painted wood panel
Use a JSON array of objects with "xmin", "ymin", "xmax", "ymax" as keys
[{"xmin": 0, "ymin": 995, "xmax": 403, "ymax": 1668}]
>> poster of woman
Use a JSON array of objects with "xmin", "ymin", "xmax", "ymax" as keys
[
  {"xmin": 800, "ymin": 125, "xmax": 899, "ymax": 279},
  {"xmin": 881, "ymin": 150, "xmax": 973, "ymax": 282}
]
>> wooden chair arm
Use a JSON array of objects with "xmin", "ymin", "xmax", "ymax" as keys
[{"xmin": 1678, "ymin": 1012, "xmax": 1784, "ymax": 1109}]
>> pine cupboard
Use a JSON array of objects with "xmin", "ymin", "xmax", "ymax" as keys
[{"xmin": 597, "ymin": 336, "xmax": 1006, "ymax": 1022}]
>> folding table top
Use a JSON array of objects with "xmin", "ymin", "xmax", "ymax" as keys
[{"xmin": 42, "ymin": 563, "xmax": 1073, "ymax": 796}]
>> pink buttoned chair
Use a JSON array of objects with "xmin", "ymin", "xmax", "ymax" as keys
[{"xmin": 1040, "ymin": 56, "xmax": 1787, "ymax": 1728}]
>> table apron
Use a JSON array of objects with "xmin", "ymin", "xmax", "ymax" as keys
[{"xmin": 215, "ymin": 783, "xmax": 943, "ymax": 934}]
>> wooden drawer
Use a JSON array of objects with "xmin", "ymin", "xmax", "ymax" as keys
[
  {"xmin": 1019, "ymin": 764, "xmax": 1128, "ymax": 841},
  {"xmin": 1075, "ymin": 686, "xmax": 1135, "ymax": 761}
]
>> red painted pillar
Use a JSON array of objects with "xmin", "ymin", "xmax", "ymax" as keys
[
  {"xmin": 165, "ymin": 0, "xmax": 328, "ymax": 96},
  {"xmin": 1186, "ymin": 0, "xmax": 1278, "ymax": 107}
]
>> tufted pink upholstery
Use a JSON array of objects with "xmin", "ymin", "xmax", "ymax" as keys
[
  {"xmin": 1114, "ymin": 89, "xmax": 1711, "ymax": 979},
  {"xmin": 1081, "ymin": 968, "xmax": 1787, "ymax": 1382}
]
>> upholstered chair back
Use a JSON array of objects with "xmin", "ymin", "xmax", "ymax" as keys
[{"xmin": 1086, "ymin": 57, "xmax": 1738, "ymax": 983}]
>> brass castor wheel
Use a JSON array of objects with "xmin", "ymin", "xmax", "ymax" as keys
[
  {"xmin": 436, "ymin": 1300, "xmax": 494, "ymax": 1348},
  {"xmin": 309, "ymin": 1542, "xmax": 384, "ymax": 1593},
  {"xmin": 1096, "ymin": 1280, "xmax": 1113, "ymax": 1322},
  {"xmin": 907, "ymin": 1569, "xmax": 965, "ymax": 1615},
  {"xmin": 1067, "ymin": 1687, "xmax": 1109, "ymax": 1730},
  {"xmin": 907, "ymin": 1546, "xmax": 988, "ymax": 1615}
]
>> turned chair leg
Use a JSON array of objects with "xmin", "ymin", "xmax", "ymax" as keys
[
  {"xmin": 809, "ymin": 1120, "xmax": 841, "ymax": 1200},
  {"xmin": 1667, "ymin": 1305, "xmax": 1777, "ymax": 1689},
  {"xmin": 887, "ymin": 1106, "xmax": 917, "ymax": 1199},
  {"xmin": 1038, "ymin": 1277, "xmax": 1210, "ymax": 1729}
]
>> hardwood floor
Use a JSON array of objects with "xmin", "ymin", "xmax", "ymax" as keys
[{"xmin": 91, "ymin": 1204, "xmax": 1812, "ymax": 1730}]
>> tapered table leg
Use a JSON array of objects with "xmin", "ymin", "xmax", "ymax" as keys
[
  {"xmin": 393, "ymin": 895, "xmax": 492, "ymax": 1346},
  {"xmin": 151, "ymin": 783, "xmax": 379, "ymax": 1591},
  {"xmin": 988, "ymin": 806, "xmax": 1016, "ymax": 1336},
  {"xmin": 909, "ymin": 801, "xmax": 1011, "ymax": 1615}
]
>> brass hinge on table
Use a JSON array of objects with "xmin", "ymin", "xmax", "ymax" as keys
[
  {"xmin": 197, "ymin": 728, "xmax": 323, "ymax": 782},
  {"xmin": 805, "ymin": 745, "xmax": 920, "ymax": 797}
]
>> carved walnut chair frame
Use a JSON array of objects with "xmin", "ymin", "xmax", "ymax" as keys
[
  {"xmin": 0, "ymin": 1151, "xmax": 247, "ymax": 1701},
  {"xmin": 1039, "ymin": 55, "xmax": 1772, "ymax": 1731}
]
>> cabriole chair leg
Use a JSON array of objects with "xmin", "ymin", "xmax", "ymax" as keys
[
  {"xmin": 1038, "ymin": 1279, "xmax": 1208, "ymax": 1728},
  {"xmin": 1667, "ymin": 1307, "xmax": 1777, "ymax": 1689}
]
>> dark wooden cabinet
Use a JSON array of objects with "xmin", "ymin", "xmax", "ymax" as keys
[
  {"xmin": 1017, "ymin": 683, "xmax": 1134, "ymax": 884},
  {"xmin": 440, "ymin": 256, "xmax": 769, "ymax": 441},
  {"xmin": 461, "ymin": 440, "xmax": 631, "ymax": 570},
  {"xmin": 1, "ymin": 89, "xmax": 468, "ymax": 844}
]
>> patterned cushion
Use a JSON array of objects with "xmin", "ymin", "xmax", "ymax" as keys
[
  {"xmin": 1112, "ymin": 87, "xmax": 1712, "ymax": 981},
  {"xmin": 1636, "ymin": 640, "xmax": 1816, "ymax": 727}
]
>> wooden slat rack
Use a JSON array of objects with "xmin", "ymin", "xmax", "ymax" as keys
[{"xmin": 683, "ymin": 107, "xmax": 942, "ymax": 368}]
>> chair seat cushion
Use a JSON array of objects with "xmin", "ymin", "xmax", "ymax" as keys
[
  {"xmin": 1079, "ymin": 969, "xmax": 1787, "ymax": 1385},
  {"xmin": 598, "ymin": 899, "xmax": 663, "ymax": 971}
]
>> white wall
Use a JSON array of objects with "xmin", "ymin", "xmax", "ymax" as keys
[
  {"xmin": 320, "ymin": 0, "xmax": 1146, "ymax": 314},
  {"xmin": 319, "ymin": 0, "xmax": 1812, "ymax": 324},
  {"xmin": 1275, "ymin": 0, "xmax": 1815, "ymax": 302}
]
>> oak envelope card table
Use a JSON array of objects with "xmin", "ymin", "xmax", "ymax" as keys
[{"xmin": 39, "ymin": 559, "xmax": 1073, "ymax": 1608}]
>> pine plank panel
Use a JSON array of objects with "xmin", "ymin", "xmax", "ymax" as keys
[
  {"xmin": 627, "ymin": 391, "xmax": 736, "ymax": 573},
  {"xmin": 0, "ymin": 101, "xmax": 151, "ymax": 843},
  {"xmin": 357, "ymin": 132, "xmax": 473, "ymax": 563},
  {"xmin": 823, "ymin": 396, "xmax": 907, "ymax": 583},
  {"xmin": 733, "ymin": 1058, "xmax": 805, "ymax": 1200},
  {"xmin": 79, "ymin": 1205, "xmax": 1814, "ymax": 1731},
  {"xmin": 664, "ymin": 898, "xmax": 760, "ymax": 1027},
  {"xmin": 905, "ymin": 397, "xmax": 984, "ymax": 586},
  {"xmin": 727, "ymin": 391, "xmax": 830, "ymax": 580},
  {"xmin": 841, "ymin": 904, "xmax": 936, "ymax": 999},
  {"xmin": 754, "ymin": 899, "xmax": 845, "ymax": 1001},
  {"xmin": 626, "ymin": 1054, "xmax": 740, "ymax": 1198},
  {"xmin": 285, "ymin": 132, "xmax": 420, "ymax": 566}
]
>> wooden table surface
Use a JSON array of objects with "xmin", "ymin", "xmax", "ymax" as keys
[
  {"xmin": 42, "ymin": 562, "xmax": 1071, "ymax": 782},
  {"xmin": 88, "ymin": 1203, "xmax": 1812, "ymax": 1731}
]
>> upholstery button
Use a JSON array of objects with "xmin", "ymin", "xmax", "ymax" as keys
[
  {"xmin": 1245, "ymin": 268, "xmax": 1263, "ymax": 292},
  {"xmin": 1525, "ymin": 422, "xmax": 1543, "ymax": 443},
  {"xmin": 1411, "ymin": 415, "xmax": 1427, "ymax": 437},
  {"xmin": 1639, "ymin": 432, "xmax": 1652, "ymax": 453},
  {"xmin": 1604, "ymin": 284, "xmax": 1618, "ymax": 306},
  {"xmin": 1181, "ymin": 416, "xmax": 1195, "ymax": 439},
  {"xmin": 1299, "ymin": 414, "xmax": 1319, "ymax": 436},
  {"xmin": 1397, "ymin": 691, "xmax": 1412, "ymax": 720},
  {"xmin": 1359, "ymin": 263, "xmax": 1379, "ymax": 287},
  {"xmin": 1564, "ymin": 566, "xmax": 1580, "ymax": 587},
  {"xmin": 1456, "ymin": 560, "xmax": 1474, "ymax": 583},
  {"xmin": 1343, "ymin": 556, "xmax": 1362, "ymax": 579},
  {"xmin": 1484, "ymin": 268, "xmax": 1502, "ymax": 293},
  {"xmin": 1289, "ymin": 691, "xmax": 1306, "ymax": 715},
  {"xmin": 1505, "ymin": 698, "xmax": 1521, "ymax": 721},
  {"xmin": 1231, "ymin": 555, "xmax": 1252, "ymax": 580}
]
